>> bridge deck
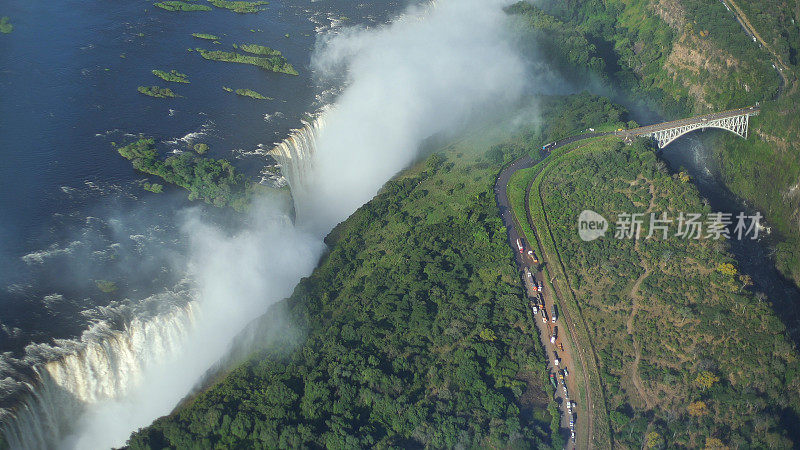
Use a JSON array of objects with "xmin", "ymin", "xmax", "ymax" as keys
[{"xmin": 628, "ymin": 105, "xmax": 759, "ymax": 136}]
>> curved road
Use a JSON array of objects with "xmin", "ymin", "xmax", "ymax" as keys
[{"xmin": 494, "ymin": 132, "xmax": 608, "ymax": 449}]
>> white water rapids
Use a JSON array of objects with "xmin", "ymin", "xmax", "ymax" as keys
[
  {"xmin": 1, "ymin": 303, "xmax": 198, "ymax": 448},
  {"xmin": 1, "ymin": 118, "xmax": 326, "ymax": 450},
  {"xmin": 1, "ymin": 0, "xmax": 528, "ymax": 446}
]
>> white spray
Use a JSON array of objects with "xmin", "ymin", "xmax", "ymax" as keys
[{"xmin": 2, "ymin": 0, "xmax": 529, "ymax": 447}]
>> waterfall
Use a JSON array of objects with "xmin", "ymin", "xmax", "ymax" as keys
[
  {"xmin": 268, "ymin": 115, "xmax": 324, "ymax": 195},
  {"xmin": 0, "ymin": 123, "xmax": 325, "ymax": 448},
  {"xmin": 0, "ymin": 300, "xmax": 197, "ymax": 449}
]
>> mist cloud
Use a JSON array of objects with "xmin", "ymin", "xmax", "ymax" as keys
[
  {"xmin": 64, "ymin": 196, "xmax": 324, "ymax": 449},
  {"xmin": 298, "ymin": 0, "xmax": 528, "ymax": 231},
  {"xmin": 54, "ymin": 1, "xmax": 531, "ymax": 447}
]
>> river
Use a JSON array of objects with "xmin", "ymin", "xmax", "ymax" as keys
[
  {"xmin": 0, "ymin": 0, "xmax": 401, "ymax": 446},
  {"xmin": 2, "ymin": 0, "xmax": 797, "ymax": 446}
]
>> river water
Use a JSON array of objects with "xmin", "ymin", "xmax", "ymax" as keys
[
  {"xmin": 658, "ymin": 134, "xmax": 800, "ymax": 340},
  {"xmin": 605, "ymin": 93, "xmax": 800, "ymax": 342},
  {"xmin": 2, "ymin": 0, "xmax": 798, "ymax": 446},
  {"xmin": 0, "ymin": 0, "xmax": 401, "ymax": 445}
]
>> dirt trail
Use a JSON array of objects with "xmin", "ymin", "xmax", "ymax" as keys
[
  {"xmin": 626, "ymin": 182, "xmax": 657, "ymax": 409},
  {"xmin": 626, "ymin": 269, "xmax": 648, "ymax": 335},
  {"xmin": 627, "ymin": 267, "xmax": 653, "ymax": 409}
]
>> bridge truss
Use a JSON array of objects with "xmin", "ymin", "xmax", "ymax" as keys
[{"xmin": 631, "ymin": 108, "xmax": 758, "ymax": 149}]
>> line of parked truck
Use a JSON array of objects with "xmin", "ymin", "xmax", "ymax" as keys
[
  {"xmin": 518, "ymin": 237, "xmax": 576, "ymax": 445},
  {"xmin": 550, "ymin": 366, "xmax": 576, "ymax": 443}
]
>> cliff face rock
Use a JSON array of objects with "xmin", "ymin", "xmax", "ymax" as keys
[
  {"xmin": 652, "ymin": 0, "xmax": 750, "ymax": 111},
  {"xmin": 653, "ymin": 0, "xmax": 686, "ymax": 29},
  {"xmin": 606, "ymin": 0, "xmax": 800, "ymax": 285}
]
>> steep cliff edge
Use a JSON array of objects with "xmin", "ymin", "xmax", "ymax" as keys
[{"xmin": 515, "ymin": 0, "xmax": 800, "ymax": 286}]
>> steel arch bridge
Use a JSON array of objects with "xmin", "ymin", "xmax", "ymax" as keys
[{"xmin": 619, "ymin": 105, "xmax": 760, "ymax": 149}]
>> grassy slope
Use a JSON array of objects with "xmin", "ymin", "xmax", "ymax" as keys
[
  {"xmin": 126, "ymin": 139, "xmax": 555, "ymax": 448},
  {"xmin": 527, "ymin": 136, "xmax": 800, "ymax": 448}
]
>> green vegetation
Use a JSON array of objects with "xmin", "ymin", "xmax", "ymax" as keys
[
  {"xmin": 154, "ymin": 1, "xmax": 212, "ymax": 11},
  {"xmin": 122, "ymin": 93, "xmax": 633, "ymax": 449},
  {"xmin": 127, "ymin": 133, "xmax": 555, "ymax": 449},
  {"xmin": 223, "ymin": 87, "xmax": 271, "ymax": 100},
  {"xmin": 0, "ymin": 16, "xmax": 12, "ymax": 34},
  {"xmin": 116, "ymin": 138, "xmax": 270, "ymax": 210},
  {"xmin": 513, "ymin": 0, "xmax": 778, "ymax": 110},
  {"xmin": 727, "ymin": 0, "xmax": 799, "ymax": 76},
  {"xmin": 137, "ymin": 86, "xmax": 178, "ymax": 98},
  {"xmin": 191, "ymin": 33, "xmax": 219, "ymax": 40},
  {"xmin": 207, "ymin": 0, "xmax": 268, "ymax": 13},
  {"xmin": 511, "ymin": 0, "xmax": 800, "ymax": 287},
  {"xmin": 196, "ymin": 48, "xmax": 298, "ymax": 75},
  {"xmin": 95, "ymin": 280, "xmax": 118, "ymax": 293},
  {"xmin": 143, "ymin": 182, "xmax": 164, "ymax": 193},
  {"xmin": 151, "ymin": 69, "xmax": 189, "ymax": 83},
  {"xmin": 234, "ymin": 43, "xmax": 281, "ymax": 56},
  {"xmin": 522, "ymin": 136, "xmax": 800, "ymax": 447},
  {"xmin": 500, "ymin": 93, "xmax": 630, "ymax": 252},
  {"xmin": 716, "ymin": 97, "xmax": 800, "ymax": 282},
  {"xmin": 193, "ymin": 143, "xmax": 209, "ymax": 154}
]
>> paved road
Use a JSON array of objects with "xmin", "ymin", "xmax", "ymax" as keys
[
  {"xmin": 722, "ymin": 0, "xmax": 792, "ymax": 93},
  {"xmin": 494, "ymin": 132, "xmax": 608, "ymax": 449},
  {"xmin": 493, "ymin": 107, "xmax": 753, "ymax": 446}
]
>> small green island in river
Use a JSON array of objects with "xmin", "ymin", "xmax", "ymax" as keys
[
  {"xmin": 222, "ymin": 86, "xmax": 272, "ymax": 100},
  {"xmin": 137, "ymin": 86, "xmax": 178, "ymax": 98},
  {"xmin": 196, "ymin": 46, "xmax": 298, "ymax": 75},
  {"xmin": 192, "ymin": 33, "xmax": 220, "ymax": 41},
  {"xmin": 208, "ymin": 0, "xmax": 269, "ymax": 13},
  {"xmin": 154, "ymin": 1, "xmax": 212, "ymax": 12},
  {"xmin": 94, "ymin": 280, "xmax": 118, "ymax": 293},
  {"xmin": 0, "ymin": 17, "xmax": 12, "ymax": 34},
  {"xmin": 152, "ymin": 69, "xmax": 189, "ymax": 83},
  {"xmin": 116, "ymin": 138, "xmax": 274, "ymax": 210}
]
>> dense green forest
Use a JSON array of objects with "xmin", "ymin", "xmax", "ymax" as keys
[
  {"xmin": 527, "ymin": 136, "xmax": 800, "ymax": 447},
  {"xmin": 207, "ymin": 0, "xmax": 269, "ymax": 14},
  {"xmin": 126, "ymin": 94, "xmax": 630, "ymax": 448},
  {"xmin": 731, "ymin": 0, "xmax": 800, "ymax": 70},
  {"xmin": 116, "ymin": 138, "xmax": 278, "ymax": 210},
  {"xmin": 127, "ymin": 137, "xmax": 554, "ymax": 449},
  {"xmin": 510, "ymin": 0, "xmax": 800, "ymax": 286}
]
